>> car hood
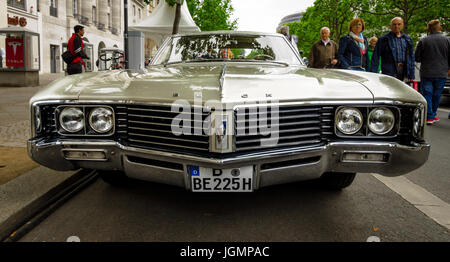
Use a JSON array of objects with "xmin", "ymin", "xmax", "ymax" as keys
[{"xmin": 30, "ymin": 63, "xmax": 425, "ymax": 106}]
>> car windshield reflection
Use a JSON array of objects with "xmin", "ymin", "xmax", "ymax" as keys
[{"xmin": 153, "ymin": 34, "xmax": 302, "ymax": 65}]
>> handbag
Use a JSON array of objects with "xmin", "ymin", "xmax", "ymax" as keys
[{"xmin": 61, "ymin": 50, "xmax": 75, "ymax": 64}]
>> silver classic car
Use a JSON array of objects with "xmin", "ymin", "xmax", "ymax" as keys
[{"xmin": 28, "ymin": 31, "xmax": 430, "ymax": 192}]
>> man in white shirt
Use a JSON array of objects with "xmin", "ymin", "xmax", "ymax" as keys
[{"xmin": 308, "ymin": 27, "xmax": 339, "ymax": 68}]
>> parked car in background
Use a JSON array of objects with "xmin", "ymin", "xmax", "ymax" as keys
[{"xmin": 28, "ymin": 31, "xmax": 430, "ymax": 192}]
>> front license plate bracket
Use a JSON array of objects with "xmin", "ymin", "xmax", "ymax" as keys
[{"xmin": 189, "ymin": 165, "xmax": 254, "ymax": 192}]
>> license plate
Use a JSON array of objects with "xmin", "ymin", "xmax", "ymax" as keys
[{"xmin": 189, "ymin": 166, "xmax": 253, "ymax": 192}]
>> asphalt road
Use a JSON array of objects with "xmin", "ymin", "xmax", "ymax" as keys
[{"xmin": 19, "ymin": 100, "xmax": 450, "ymax": 242}]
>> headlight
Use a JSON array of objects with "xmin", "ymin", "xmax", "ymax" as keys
[
  {"xmin": 59, "ymin": 107, "xmax": 84, "ymax": 133},
  {"xmin": 368, "ymin": 107, "xmax": 395, "ymax": 135},
  {"xmin": 34, "ymin": 106, "xmax": 42, "ymax": 133},
  {"xmin": 336, "ymin": 107, "xmax": 363, "ymax": 135},
  {"xmin": 89, "ymin": 107, "xmax": 114, "ymax": 133}
]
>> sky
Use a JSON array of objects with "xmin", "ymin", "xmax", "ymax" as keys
[{"xmin": 230, "ymin": 0, "xmax": 316, "ymax": 33}]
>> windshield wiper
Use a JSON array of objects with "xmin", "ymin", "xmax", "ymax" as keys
[
  {"xmin": 238, "ymin": 59, "xmax": 289, "ymax": 66},
  {"xmin": 164, "ymin": 59, "xmax": 289, "ymax": 67},
  {"xmin": 163, "ymin": 60, "xmax": 186, "ymax": 67},
  {"xmin": 185, "ymin": 59, "xmax": 229, "ymax": 63}
]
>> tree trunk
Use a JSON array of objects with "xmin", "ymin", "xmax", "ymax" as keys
[{"xmin": 172, "ymin": 2, "xmax": 182, "ymax": 34}]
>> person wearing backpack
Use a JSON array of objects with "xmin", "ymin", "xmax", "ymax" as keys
[{"xmin": 67, "ymin": 25, "xmax": 89, "ymax": 75}]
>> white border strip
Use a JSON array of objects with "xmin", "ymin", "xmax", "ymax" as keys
[
  {"xmin": 437, "ymin": 108, "xmax": 450, "ymax": 113},
  {"xmin": 371, "ymin": 174, "xmax": 450, "ymax": 230}
]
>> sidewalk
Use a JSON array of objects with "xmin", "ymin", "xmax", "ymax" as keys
[
  {"xmin": 0, "ymin": 73, "xmax": 88, "ymax": 241},
  {"xmin": 0, "ymin": 73, "xmax": 64, "ymax": 185}
]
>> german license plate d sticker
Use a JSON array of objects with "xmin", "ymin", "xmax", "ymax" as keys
[{"xmin": 190, "ymin": 166, "xmax": 253, "ymax": 192}]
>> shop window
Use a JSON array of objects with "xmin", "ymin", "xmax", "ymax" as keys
[
  {"xmin": 50, "ymin": 0, "xmax": 58, "ymax": 17},
  {"xmin": 7, "ymin": 0, "xmax": 27, "ymax": 10}
]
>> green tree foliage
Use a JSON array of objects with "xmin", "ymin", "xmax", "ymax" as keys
[
  {"xmin": 285, "ymin": 0, "xmax": 449, "ymax": 58},
  {"xmin": 143, "ymin": 0, "xmax": 238, "ymax": 32},
  {"xmin": 186, "ymin": 0, "xmax": 238, "ymax": 31}
]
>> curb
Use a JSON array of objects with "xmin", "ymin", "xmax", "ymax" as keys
[{"xmin": 0, "ymin": 169, "xmax": 97, "ymax": 242}]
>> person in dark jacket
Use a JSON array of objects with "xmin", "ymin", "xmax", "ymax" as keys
[
  {"xmin": 308, "ymin": 27, "xmax": 338, "ymax": 68},
  {"xmin": 415, "ymin": 20, "xmax": 450, "ymax": 125},
  {"xmin": 67, "ymin": 25, "xmax": 89, "ymax": 75},
  {"xmin": 337, "ymin": 18, "xmax": 370, "ymax": 71},
  {"xmin": 370, "ymin": 17, "xmax": 415, "ymax": 81}
]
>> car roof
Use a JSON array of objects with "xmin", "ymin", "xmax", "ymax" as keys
[{"xmin": 173, "ymin": 30, "xmax": 284, "ymax": 38}]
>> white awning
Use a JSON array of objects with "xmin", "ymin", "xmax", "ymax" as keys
[{"xmin": 129, "ymin": 1, "xmax": 200, "ymax": 44}]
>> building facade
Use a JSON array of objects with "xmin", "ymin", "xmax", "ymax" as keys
[
  {"xmin": 3, "ymin": 0, "xmax": 160, "ymax": 74},
  {"xmin": 276, "ymin": 12, "xmax": 303, "ymax": 32}
]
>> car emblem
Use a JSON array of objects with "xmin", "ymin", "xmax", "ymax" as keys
[{"xmin": 216, "ymin": 120, "xmax": 227, "ymax": 144}]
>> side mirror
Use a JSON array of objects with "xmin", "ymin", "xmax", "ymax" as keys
[{"xmin": 299, "ymin": 50, "xmax": 304, "ymax": 55}]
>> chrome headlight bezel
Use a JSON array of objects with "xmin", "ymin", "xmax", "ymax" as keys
[
  {"xmin": 34, "ymin": 105, "xmax": 42, "ymax": 134},
  {"xmin": 89, "ymin": 107, "xmax": 114, "ymax": 133},
  {"xmin": 368, "ymin": 107, "xmax": 395, "ymax": 135},
  {"xmin": 58, "ymin": 107, "xmax": 85, "ymax": 133},
  {"xmin": 412, "ymin": 105, "xmax": 425, "ymax": 140},
  {"xmin": 335, "ymin": 107, "xmax": 364, "ymax": 135}
]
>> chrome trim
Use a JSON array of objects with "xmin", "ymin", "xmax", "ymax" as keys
[
  {"xmin": 340, "ymin": 150, "xmax": 391, "ymax": 163},
  {"xmin": 61, "ymin": 148, "xmax": 108, "ymax": 161},
  {"xmin": 28, "ymin": 138, "xmax": 431, "ymax": 190},
  {"xmin": 89, "ymin": 107, "xmax": 115, "ymax": 133},
  {"xmin": 335, "ymin": 107, "xmax": 363, "ymax": 135},
  {"xmin": 55, "ymin": 105, "xmax": 115, "ymax": 137},
  {"xmin": 233, "ymin": 100, "xmax": 374, "ymax": 111},
  {"xmin": 367, "ymin": 107, "xmax": 395, "ymax": 135},
  {"xmin": 57, "ymin": 106, "xmax": 85, "ymax": 133},
  {"xmin": 334, "ymin": 105, "xmax": 401, "ymax": 138}
]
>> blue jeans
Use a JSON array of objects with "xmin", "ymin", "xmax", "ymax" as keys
[{"xmin": 421, "ymin": 77, "xmax": 446, "ymax": 120}]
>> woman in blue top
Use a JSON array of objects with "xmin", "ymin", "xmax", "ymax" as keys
[{"xmin": 337, "ymin": 18, "xmax": 370, "ymax": 71}]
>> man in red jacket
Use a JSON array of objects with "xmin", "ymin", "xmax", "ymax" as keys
[{"xmin": 67, "ymin": 25, "xmax": 89, "ymax": 75}]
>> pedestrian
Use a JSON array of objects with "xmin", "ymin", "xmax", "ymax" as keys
[
  {"xmin": 368, "ymin": 36, "xmax": 381, "ymax": 73},
  {"xmin": 370, "ymin": 17, "xmax": 415, "ymax": 82},
  {"xmin": 67, "ymin": 25, "xmax": 89, "ymax": 75},
  {"xmin": 308, "ymin": 27, "xmax": 338, "ymax": 68},
  {"xmin": 0, "ymin": 47, "xmax": 5, "ymax": 68},
  {"xmin": 219, "ymin": 48, "xmax": 234, "ymax": 59},
  {"xmin": 337, "ymin": 18, "xmax": 369, "ymax": 71},
  {"xmin": 280, "ymin": 26, "xmax": 299, "ymax": 54},
  {"xmin": 414, "ymin": 19, "xmax": 450, "ymax": 125}
]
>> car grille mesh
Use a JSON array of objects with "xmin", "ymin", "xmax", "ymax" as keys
[
  {"xmin": 234, "ymin": 105, "xmax": 334, "ymax": 152},
  {"xmin": 117, "ymin": 104, "xmax": 211, "ymax": 153}
]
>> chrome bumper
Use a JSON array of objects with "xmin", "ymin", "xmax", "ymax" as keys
[{"xmin": 28, "ymin": 139, "xmax": 430, "ymax": 190}]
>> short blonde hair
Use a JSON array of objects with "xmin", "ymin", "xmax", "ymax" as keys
[{"xmin": 348, "ymin": 18, "xmax": 365, "ymax": 32}]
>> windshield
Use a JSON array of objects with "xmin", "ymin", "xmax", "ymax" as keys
[{"xmin": 152, "ymin": 34, "xmax": 303, "ymax": 65}]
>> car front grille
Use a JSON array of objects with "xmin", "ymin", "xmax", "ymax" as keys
[
  {"xmin": 234, "ymin": 105, "xmax": 334, "ymax": 152},
  {"xmin": 117, "ymin": 104, "xmax": 211, "ymax": 153},
  {"xmin": 38, "ymin": 102, "xmax": 420, "ymax": 154}
]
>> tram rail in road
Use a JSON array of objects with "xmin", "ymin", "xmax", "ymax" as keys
[{"xmin": 0, "ymin": 169, "xmax": 98, "ymax": 242}]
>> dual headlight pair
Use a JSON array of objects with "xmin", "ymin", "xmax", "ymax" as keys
[
  {"xmin": 335, "ymin": 107, "xmax": 396, "ymax": 135},
  {"xmin": 58, "ymin": 106, "xmax": 114, "ymax": 134}
]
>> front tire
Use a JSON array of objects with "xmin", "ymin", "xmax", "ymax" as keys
[
  {"xmin": 319, "ymin": 172, "xmax": 356, "ymax": 190},
  {"xmin": 98, "ymin": 170, "xmax": 129, "ymax": 186}
]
